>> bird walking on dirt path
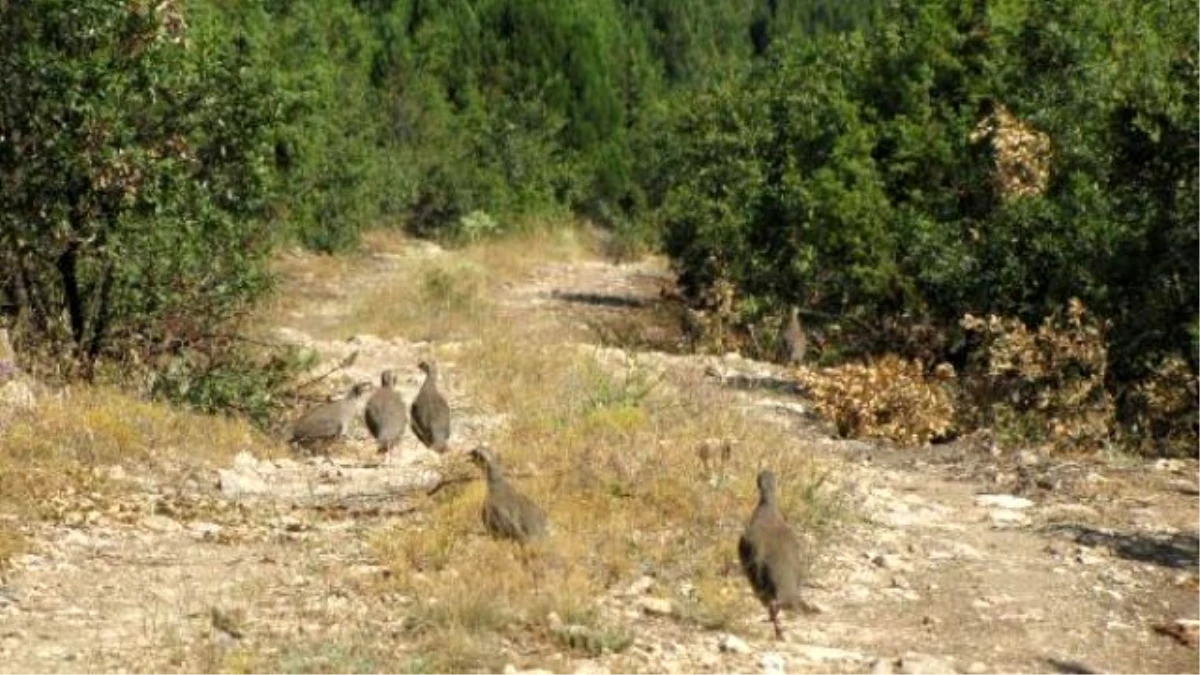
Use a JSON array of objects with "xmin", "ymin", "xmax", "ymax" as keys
[
  {"xmin": 777, "ymin": 305, "xmax": 806, "ymax": 365},
  {"xmin": 410, "ymin": 359, "xmax": 451, "ymax": 453},
  {"xmin": 289, "ymin": 381, "xmax": 372, "ymax": 453},
  {"xmin": 739, "ymin": 469, "xmax": 815, "ymax": 639},
  {"xmin": 469, "ymin": 446, "xmax": 548, "ymax": 543},
  {"xmin": 365, "ymin": 369, "xmax": 407, "ymax": 454}
]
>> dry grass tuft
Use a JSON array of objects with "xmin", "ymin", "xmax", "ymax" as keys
[
  {"xmin": 0, "ymin": 385, "xmax": 282, "ymax": 562},
  {"xmin": 370, "ymin": 316, "xmax": 846, "ymax": 665},
  {"xmin": 346, "ymin": 257, "xmax": 494, "ymax": 342},
  {"xmin": 270, "ymin": 225, "xmax": 594, "ymax": 343},
  {"xmin": 0, "ymin": 518, "xmax": 28, "ymax": 569}
]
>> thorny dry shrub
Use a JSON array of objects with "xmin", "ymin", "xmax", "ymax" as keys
[
  {"xmin": 795, "ymin": 355, "xmax": 956, "ymax": 446},
  {"xmin": 370, "ymin": 326, "xmax": 846, "ymax": 669},
  {"xmin": 960, "ymin": 298, "xmax": 1113, "ymax": 453},
  {"xmin": 0, "ymin": 386, "xmax": 281, "ymax": 565},
  {"xmin": 1121, "ymin": 356, "xmax": 1199, "ymax": 458}
]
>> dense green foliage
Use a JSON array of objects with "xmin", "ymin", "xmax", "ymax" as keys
[
  {"xmin": 0, "ymin": 0, "xmax": 876, "ymax": 407},
  {"xmin": 663, "ymin": 0, "xmax": 1198, "ymax": 386},
  {"xmin": 0, "ymin": 0, "xmax": 279, "ymax": 369},
  {"xmin": 224, "ymin": 0, "xmax": 877, "ymax": 247}
]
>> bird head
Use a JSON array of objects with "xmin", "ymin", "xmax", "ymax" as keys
[
  {"xmin": 417, "ymin": 359, "xmax": 437, "ymax": 377},
  {"xmin": 380, "ymin": 369, "xmax": 397, "ymax": 387},
  {"xmin": 756, "ymin": 469, "xmax": 780, "ymax": 503},
  {"xmin": 468, "ymin": 445, "xmax": 493, "ymax": 467},
  {"xmin": 468, "ymin": 446, "xmax": 503, "ymax": 480},
  {"xmin": 350, "ymin": 381, "xmax": 374, "ymax": 398}
]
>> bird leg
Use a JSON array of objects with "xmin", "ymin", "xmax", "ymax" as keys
[{"xmin": 769, "ymin": 602, "xmax": 784, "ymax": 640}]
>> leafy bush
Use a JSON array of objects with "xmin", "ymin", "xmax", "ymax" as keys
[
  {"xmin": 660, "ymin": 0, "xmax": 1198, "ymax": 450},
  {"xmin": 0, "ymin": 0, "xmax": 278, "ymax": 375},
  {"xmin": 146, "ymin": 338, "xmax": 316, "ymax": 428}
]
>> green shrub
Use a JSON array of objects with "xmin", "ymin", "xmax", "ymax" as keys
[
  {"xmin": 660, "ymin": 0, "xmax": 1198, "ymax": 449},
  {"xmin": 0, "ymin": 0, "xmax": 279, "ymax": 374}
]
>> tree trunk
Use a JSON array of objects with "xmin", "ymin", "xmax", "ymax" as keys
[
  {"xmin": 86, "ymin": 258, "xmax": 115, "ymax": 362},
  {"xmin": 56, "ymin": 241, "xmax": 86, "ymax": 352}
]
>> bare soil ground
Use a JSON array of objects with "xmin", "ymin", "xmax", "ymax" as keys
[{"xmin": 1, "ymin": 233, "xmax": 1196, "ymax": 674}]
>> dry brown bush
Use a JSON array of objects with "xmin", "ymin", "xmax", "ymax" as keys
[
  {"xmin": 795, "ymin": 355, "xmax": 957, "ymax": 447},
  {"xmin": 1121, "ymin": 356, "xmax": 1198, "ymax": 457},
  {"xmin": 960, "ymin": 298, "xmax": 1113, "ymax": 453},
  {"xmin": 970, "ymin": 102, "xmax": 1052, "ymax": 200}
]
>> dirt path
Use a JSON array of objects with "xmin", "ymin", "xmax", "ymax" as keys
[{"xmin": 1, "ymin": 238, "xmax": 1196, "ymax": 674}]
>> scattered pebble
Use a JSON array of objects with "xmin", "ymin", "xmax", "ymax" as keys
[
  {"xmin": 873, "ymin": 554, "xmax": 913, "ymax": 572},
  {"xmin": 186, "ymin": 521, "xmax": 222, "ymax": 540},
  {"xmin": 572, "ymin": 660, "xmax": 610, "ymax": 675},
  {"xmin": 759, "ymin": 652, "xmax": 786, "ymax": 675},
  {"xmin": 897, "ymin": 652, "xmax": 957, "ymax": 675},
  {"xmin": 636, "ymin": 596, "xmax": 674, "ymax": 617},
  {"xmin": 718, "ymin": 634, "xmax": 751, "ymax": 655},
  {"xmin": 626, "ymin": 575, "xmax": 655, "ymax": 596},
  {"xmin": 792, "ymin": 644, "xmax": 867, "ymax": 663},
  {"xmin": 502, "ymin": 665, "xmax": 552, "ymax": 675},
  {"xmin": 987, "ymin": 509, "xmax": 1030, "ymax": 526},
  {"xmin": 141, "ymin": 515, "xmax": 181, "ymax": 533},
  {"xmin": 975, "ymin": 494, "xmax": 1034, "ymax": 510}
]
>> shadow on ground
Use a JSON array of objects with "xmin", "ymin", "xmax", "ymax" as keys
[
  {"xmin": 551, "ymin": 290, "xmax": 648, "ymax": 309},
  {"xmin": 1045, "ymin": 523, "xmax": 1199, "ymax": 569},
  {"xmin": 1043, "ymin": 657, "xmax": 1099, "ymax": 674},
  {"xmin": 717, "ymin": 373, "xmax": 804, "ymax": 395}
]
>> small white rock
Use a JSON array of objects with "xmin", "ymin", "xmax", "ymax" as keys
[
  {"xmin": 988, "ymin": 509, "xmax": 1030, "ymax": 526},
  {"xmin": 759, "ymin": 652, "xmax": 786, "ymax": 675},
  {"xmin": 626, "ymin": 575, "xmax": 655, "ymax": 596},
  {"xmin": 217, "ymin": 468, "xmax": 267, "ymax": 497},
  {"xmin": 718, "ymin": 634, "xmax": 752, "ymax": 655},
  {"xmin": 951, "ymin": 542, "xmax": 984, "ymax": 560},
  {"xmin": 637, "ymin": 596, "xmax": 674, "ymax": 616},
  {"xmin": 872, "ymin": 554, "xmax": 913, "ymax": 572},
  {"xmin": 897, "ymin": 652, "xmax": 957, "ymax": 675},
  {"xmin": 975, "ymin": 494, "xmax": 1034, "ymax": 510},
  {"xmin": 187, "ymin": 521, "xmax": 223, "ymax": 539},
  {"xmin": 1154, "ymin": 458, "xmax": 1185, "ymax": 472},
  {"xmin": 232, "ymin": 451, "xmax": 259, "ymax": 471},
  {"xmin": 793, "ymin": 644, "xmax": 866, "ymax": 663},
  {"xmin": 62, "ymin": 529, "xmax": 91, "ymax": 547},
  {"xmin": 871, "ymin": 658, "xmax": 898, "ymax": 674},
  {"xmin": 503, "ymin": 666, "xmax": 554, "ymax": 675},
  {"xmin": 572, "ymin": 661, "xmax": 610, "ymax": 675},
  {"xmin": 141, "ymin": 515, "xmax": 182, "ymax": 533}
]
